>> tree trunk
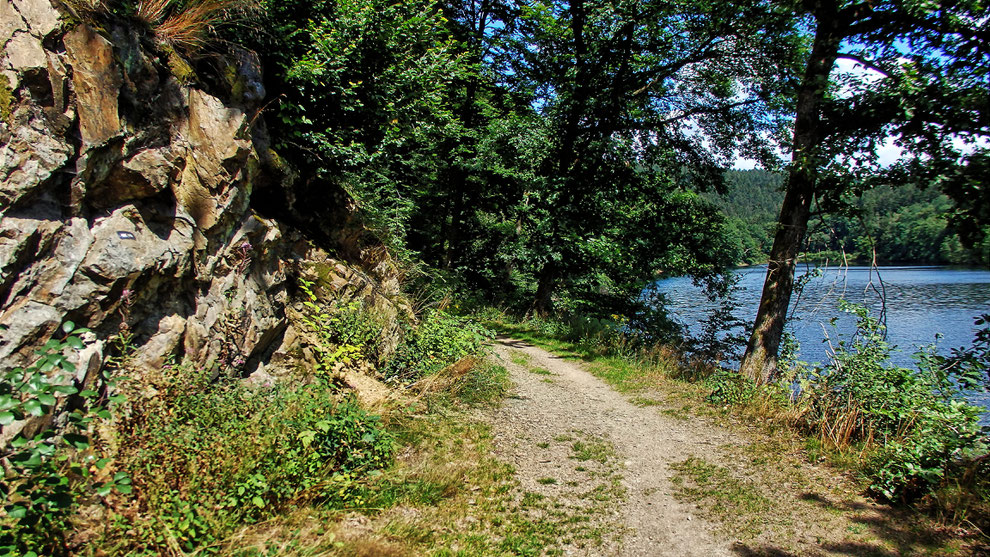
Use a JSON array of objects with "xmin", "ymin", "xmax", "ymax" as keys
[
  {"xmin": 530, "ymin": 0, "xmax": 588, "ymax": 314},
  {"xmin": 739, "ymin": 10, "xmax": 842, "ymax": 384},
  {"xmin": 532, "ymin": 262, "xmax": 557, "ymax": 316},
  {"xmin": 738, "ymin": 170, "xmax": 816, "ymax": 383},
  {"xmin": 443, "ymin": 182, "xmax": 465, "ymax": 270}
]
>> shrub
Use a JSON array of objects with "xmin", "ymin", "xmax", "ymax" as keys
[
  {"xmin": 802, "ymin": 302, "xmax": 988, "ymax": 500},
  {"xmin": 0, "ymin": 322, "xmax": 128, "ymax": 557},
  {"xmin": 108, "ymin": 364, "xmax": 392, "ymax": 553},
  {"xmin": 384, "ymin": 310, "xmax": 491, "ymax": 384},
  {"xmin": 298, "ymin": 278, "xmax": 384, "ymax": 375},
  {"xmin": 706, "ymin": 369, "xmax": 759, "ymax": 406}
]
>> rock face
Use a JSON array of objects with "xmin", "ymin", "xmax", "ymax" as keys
[{"xmin": 0, "ymin": 0, "xmax": 407, "ymax": 383}]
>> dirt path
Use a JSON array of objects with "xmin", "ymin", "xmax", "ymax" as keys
[{"xmin": 489, "ymin": 336, "xmax": 737, "ymax": 556}]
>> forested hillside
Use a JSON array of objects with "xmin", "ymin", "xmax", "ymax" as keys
[{"xmin": 712, "ymin": 170, "xmax": 990, "ymax": 266}]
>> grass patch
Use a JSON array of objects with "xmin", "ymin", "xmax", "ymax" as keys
[
  {"xmin": 454, "ymin": 362, "xmax": 511, "ymax": 405},
  {"xmin": 510, "ymin": 352, "xmax": 531, "ymax": 367},
  {"xmin": 528, "ymin": 366, "xmax": 554, "ymax": 376},
  {"xmin": 630, "ymin": 396, "xmax": 663, "ymax": 407},
  {"xmin": 660, "ymin": 407, "xmax": 691, "ymax": 421},
  {"xmin": 570, "ymin": 439, "xmax": 614, "ymax": 464},
  {"xmin": 670, "ymin": 456, "xmax": 772, "ymax": 538}
]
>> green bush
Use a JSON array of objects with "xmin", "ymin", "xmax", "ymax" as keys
[
  {"xmin": 383, "ymin": 309, "xmax": 491, "ymax": 384},
  {"xmin": 706, "ymin": 369, "xmax": 759, "ymax": 406},
  {"xmin": 0, "ymin": 322, "xmax": 128, "ymax": 557},
  {"xmin": 298, "ymin": 278, "xmax": 384, "ymax": 375},
  {"xmin": 802, "ymin": 302, "xmax": 988, "ymax": 500},
  {"xmin": 110, "ymin": 365, "xmax": 392, "ymax": 553}
]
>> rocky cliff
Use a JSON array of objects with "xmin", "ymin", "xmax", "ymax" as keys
[{"xmin": 0, "ymin": 0, "xmax": 406, "ymax": 388}]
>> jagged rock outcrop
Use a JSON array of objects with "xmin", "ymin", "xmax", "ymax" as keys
[{"xmin": 0, "ymin": 0, "xmax": 408, "ymax": 385}]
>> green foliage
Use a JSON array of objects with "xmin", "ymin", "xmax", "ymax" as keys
[
  {"xmin": 801, "ymin": 302, "xmax": 987, "ymax": 501},
  {"xmin": 255, "ymin": 0, "xmax": 469, "ymax": 250},
  {"xmin": 109, "ymin": 365, "xmax": 392, "ymax": 553},
  {"xmin": 937, "ymin": 314, "xmax": 990, "ymax": 390},
  {"xmin": 298, "ymin": 278, "xmax": 382, "ymax": 374},
  {"xmin": 705, "ymin": 370, "xmax": 759, "ymax": 406},
  {"xmin": 384, "ymin": 310, "xmax": 491, "ymax": 384},
  {"xmin": 690, "ymin": 274, "xmax": 749, "ymax": 363},
  {"xmin": 625, "ymin": 288, "xmax": 685, "ymax": 347},
  {"xmin": 0, "ymin": 322, "xmax": 128, "ymax": 557},
  {"xmin": 707, "ymin": 169, "xmax": 784, "ymax": 264},
  {"xmin": 716, "ymin": 171, "xmax": 985, "ymax": 266},
  {"xmin": 248, "ymin": 0, "xmax": 778, "ymax": 314}
]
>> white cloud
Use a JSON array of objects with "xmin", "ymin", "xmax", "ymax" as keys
[{"xmin": 732, "ymin": 158, "xmax": 758, "ymax": 170}]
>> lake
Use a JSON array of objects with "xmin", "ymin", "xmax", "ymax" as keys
[{"xmin": 651, "ymin": 265, "xmax": 990, "ymax": 422}]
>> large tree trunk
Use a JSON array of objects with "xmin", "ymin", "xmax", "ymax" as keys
[
  {"xmin": 529, "ymin": 0, "xmax": 588, "ymax": 314},
  {"xmin": 738, "ymin": 170, "xmax": 816, "ymax": 383},
  {"xmin": 739, "ymin": 10, "xmax": 842, "ymax": 384}
]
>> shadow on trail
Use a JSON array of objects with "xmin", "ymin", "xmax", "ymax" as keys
[
  {"xmin": 494, "ymin": 335, "xmax": 584, "ymax": 361},
  {"xmin": 731, "ymin": 491, "xmax": 987, "ymax": 556},
  {"xmin": 730, "ymin": 543, "xmax": 796, "ymax": 556},
  {"xmin": 495, "ymin": 335, "xmax": 533, "ymax": 349}
]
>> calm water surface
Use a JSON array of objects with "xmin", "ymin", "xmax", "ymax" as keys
[{"xmin": 651, "ymin": 265, "xmax": 990, "ymax": 421}]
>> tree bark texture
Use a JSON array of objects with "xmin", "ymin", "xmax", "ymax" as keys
[{"xmin": 530, "ymin": 0, "xmax": 589, "ymax": 313}]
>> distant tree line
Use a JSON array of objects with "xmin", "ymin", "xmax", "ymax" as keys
[{"xmin": 712, "ymin": 170, "xmax": 990, "ymax": 267}]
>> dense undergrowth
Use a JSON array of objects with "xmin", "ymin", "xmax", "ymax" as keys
[
  {"xmin": 478, "ymin": 305, "xmax": 990, "ymax": 541},
  {"xmin": 0, "ymin": 288, "xmax": 493, "ymax": 555}
]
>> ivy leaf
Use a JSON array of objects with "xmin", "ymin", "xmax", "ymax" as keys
[
  {"xmin": 64, "ymin": 433, "xmax": 90, "ymax": 450},
  {"xmin": 0, "ymin": 411, "xmax": 15, "ymax": 425},
  {"xmin": 23, "ymin": 399, "xmax": 43, "ymax": 416},
  {"xmin": 252, "ymin": 496, "xmax": 265, "ymax": 508}
]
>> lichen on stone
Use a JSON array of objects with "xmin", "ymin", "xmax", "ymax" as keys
[
  {"xmin": 165, "ymin": 46, "xmax": 195, "ymax": 83},
  {"xmin": 0, "ymin": 73, "xmax": 14, "ymax": 124}
]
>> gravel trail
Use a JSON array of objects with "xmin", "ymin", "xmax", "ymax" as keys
[{"xmin": 489, "ymin": 336, "xmax": 738, "ymax": 556}]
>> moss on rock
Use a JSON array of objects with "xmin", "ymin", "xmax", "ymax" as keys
[{"xmin": 0, "ymin": 74, "xmax": 13, "ymax": 124}]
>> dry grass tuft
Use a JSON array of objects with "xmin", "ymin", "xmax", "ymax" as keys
[{"xmin": 136, "ymin": 0, "xmax": 260, "ymax": 52}]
